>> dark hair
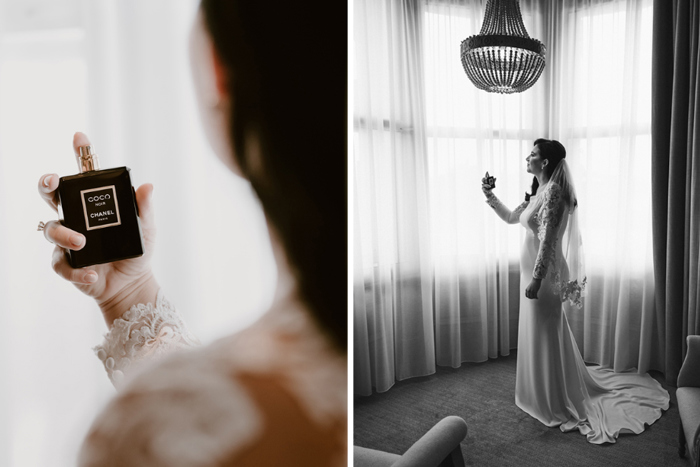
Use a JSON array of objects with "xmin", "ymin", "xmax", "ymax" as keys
[
  {"xmin": 200, "ymin": 1, "xmax": 347, "ymax": 351},
  {"xmin": 529, "ymin": 138, "xmax": 566, "ymax": 197}
]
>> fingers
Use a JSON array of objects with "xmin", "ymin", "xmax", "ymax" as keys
[
  {"xmin": 136, "ymin": 183, "xmax": 156, "ymax": 243},
  {"xmin": 45, "ymin": 131, "xmax": 99, "ymax": 286},
  {"xmin": 51, "ymin": 246, "xmax": 98, "ymax": 285},
  {"xmin": 38, "ymin": 173, "xmax": 60, "ymax": 212},
  {"xmin": 42, "ymin": 220, "xmax": 86, "ymax": 251},
  {"xmin": 38, "ymin": 132, "xmax": 92, "ymax": 212},
  {"xmin": 73, "ymin": 132, "xmax": 91, "ymax": 155},
  {"xmin": 134, "ymin": 183, "xmax": 155, "ymax": 227},
  {"xmin": 525, "ymin": 287, "xmax": 538, "ymax": 300}
]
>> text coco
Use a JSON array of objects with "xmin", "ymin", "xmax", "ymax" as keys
[{"xmin": 87, "ymin": 194, "xmax": 111, "ymax": 202}]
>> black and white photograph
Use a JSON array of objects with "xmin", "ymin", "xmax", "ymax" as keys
[{"xmin": 353, "ymin": 0, "xmax": 699, "ymax": 466}]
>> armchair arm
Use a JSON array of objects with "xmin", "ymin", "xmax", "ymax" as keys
[
  {"xmin": 678, "ymin": 335, "xmax": 700, "ymax": 388},
  {"xmin": 393, "ymin": 416, "xmax": 468, "ymax": 467}
]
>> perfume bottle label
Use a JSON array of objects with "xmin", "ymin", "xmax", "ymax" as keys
[{"xmin": 80, "ymin": 185, "xmax": 122, "ymax": 230}]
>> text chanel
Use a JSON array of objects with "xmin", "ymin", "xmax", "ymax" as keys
[{"xmin": 90, "ymin": 210, "xmax": 115, "ymax": 218}]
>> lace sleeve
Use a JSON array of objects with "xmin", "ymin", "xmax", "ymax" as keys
[
  {"xmin": 533, "ymin": 184, "xmax": 565, "ymax": 280},
  {"xmin": 93, "ymin": 289, "xmax": 200, "ymax": 388},
  {"xmin": 485, "ymin": 191, "xmax": 529, "ymax": 224}
]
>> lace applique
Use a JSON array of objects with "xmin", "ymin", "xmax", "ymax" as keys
[
  {"xmin": 532, "ymin": 210, "xmax": 540, "ymax": 225},
  {"xmin": 83, "ymin": 296, "xmax": 345, "ymax": 467},
  {"xmin": 486, "ymin": 192, "xmax": 530, "ymax": 224},
  {"xmin": 79, "ymin": 349, "xmax": 264, "ymax": 467},
  {"xmin": 484, "ymin": 191, "xmax": 501, "ymax": 209},
  {"xmin": 556, "ymin": 274, "xmax": 587, "ymax": 308},
  {"xmin": 533, "ymin": 183, "xmax": 564, "ymax": 281},
  {"xmin": 93, "ymin": 289, "xmax": 200, "ymax": 388},
  {"xmin": 211, "ymin": 302, "xmax": 347, "ymax": 429},
  {"xmin": 512, "ymin": 201, "xmax": 529, "ymax": 218},
  {"xmin": 532, "ymin": 184, "xmax": 588, "ymax": 307}
]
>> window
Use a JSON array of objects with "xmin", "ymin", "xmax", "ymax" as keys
[{"xmin": 420, "ymin": 0, "xmax": 653, "ymax": 275}]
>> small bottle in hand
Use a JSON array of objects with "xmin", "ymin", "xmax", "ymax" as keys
[{"xmin": 482, "ymin": 171, "xmax": 496, "ymax": 191}]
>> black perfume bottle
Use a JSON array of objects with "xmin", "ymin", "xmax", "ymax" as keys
[{"xmin": 57, "ymin": 145, "xmax": 144, "ymax": 268}]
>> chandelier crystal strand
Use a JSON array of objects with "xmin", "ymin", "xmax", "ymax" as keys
[{"xmin": 460, "ymin": 0, "xmax": 546, "ymax": 94}]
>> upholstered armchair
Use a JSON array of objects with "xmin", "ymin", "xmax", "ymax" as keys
[
  {"xmin": 678, "ymin": 335, "xmax": 700, "ymax": 466},
  {"xmin": 354, "ymin": 416, "xmax": 468, "ymax": 467}
]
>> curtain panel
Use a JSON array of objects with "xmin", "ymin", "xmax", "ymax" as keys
[
  {"xmin": 355, "ymin": 0, "xmax": 657, "ymax": 395},
  {"xmin": 353, "ymin": 0, "xmax": 436, "ymax": 396},
  {"xmin": 651, "ymin": 0, "xmax": 700, "ymax": 385}
]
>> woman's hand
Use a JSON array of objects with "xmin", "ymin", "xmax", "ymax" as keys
[
  {"xmin": 482, "ymin": 172, "xmax": 496, "ymax": 197},
  {"xmin": 525, "ymin": 278, "xmax": 542, "ymax": 299},
  {"xmin": 38, "ymin": 132, "xmax": 159, "ymax": 326}
]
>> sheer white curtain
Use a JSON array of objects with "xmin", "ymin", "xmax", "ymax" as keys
[
  {"xmin": 354, "ymin": 0, "xmax": 436, "ymax": 396},
  {"xmin": 0, "ymin": 1, "xmax": 275, "ymax": 465},
  {"xmin": 546, "ymin": 0, "xmax": 659, "ymax": 372},
  {"xmin": 423, "ymin": 0, "xmax": 546, "ymax": 369},
  {"xmin": 354, "ymin": 0, "xmax": 657, "ymax": 396}
]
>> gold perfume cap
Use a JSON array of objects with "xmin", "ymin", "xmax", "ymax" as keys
[{"xmin": 77, "ymin": 144, "xmax": 100, "ymax": 173}]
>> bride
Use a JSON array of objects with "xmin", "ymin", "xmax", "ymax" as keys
[{"xmin": 483, "ymin": 138, "xmax": 669, "ymax": 444}]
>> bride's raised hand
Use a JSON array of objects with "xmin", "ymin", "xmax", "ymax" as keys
[
  {"xmin": 482, "ymin": 171, "xmax": 496, "ymax": 196},
  {"xmin": 38, "ymin": 132, "xmax": 159, "ymax": 325}
]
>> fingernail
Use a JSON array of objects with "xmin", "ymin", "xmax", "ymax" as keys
[
  {"xmin": 43, "ymin": 175, "xmax": 52, "ymax": 187},
  {"xmin": 70, "ymin": 235, "xmax": 85, "ymax": 247},
  {"xmin": 84, "ymin": 272, "xmax": 98, "ymax": 283}
]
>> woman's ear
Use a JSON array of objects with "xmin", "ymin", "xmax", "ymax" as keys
[
  {"xmin": 189, "ymin": 11, "xmax": 228, "ymax": 108},
  {"xmin": 210, "ymin": 44, "xmax": 228, "ymax": 100},
  {"xmin": 189, "ymin": 11, "xmax": 239, "ymax": 175}
]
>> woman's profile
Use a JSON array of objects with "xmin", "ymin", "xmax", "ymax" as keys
[
  {"xmin": 37, "ymin": 1, "xmax": 346, "ymax": 465},
  {"xmin": 483, "ymin": 138, "xmax": 669, "ymax": 444}
]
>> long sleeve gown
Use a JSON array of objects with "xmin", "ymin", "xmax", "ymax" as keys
[
  {"xmin": 486, "ymin": 182, "xmax": 669, "ymax": 444},
  {"xmin": 78, "ymin": 290, "xmax": 347, "ymax": 466}
]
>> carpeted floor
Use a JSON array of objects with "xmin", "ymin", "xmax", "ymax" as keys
[{"xmin": 354, "ymin": 352, "xmax": 687, "ymax": 466}]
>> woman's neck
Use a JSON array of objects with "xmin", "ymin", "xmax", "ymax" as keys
[
  {"xmin": 536, "ymin": 172, "xmax": 550, "ymax": 186},
  {"xmin": 266, "ymin": 218, "xmax": 299, "ymax": 308}
]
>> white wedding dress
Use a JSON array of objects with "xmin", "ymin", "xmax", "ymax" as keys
[
  {"xmin": 78, "ymin": 290, "xmax": 347, "ymax": 466},
  {"xmin": 487, "ymin": 182, "xmax": 669, "ymax": 444}
]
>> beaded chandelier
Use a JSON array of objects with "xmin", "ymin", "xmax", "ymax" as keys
[{"xmin": 460, "ymin": 0, "xmax": 546, "ymax": 94}]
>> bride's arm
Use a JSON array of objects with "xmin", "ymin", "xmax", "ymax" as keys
[
  {"xmin": 532, "ymin": 183, "xmax": 566, "ymax": 280},
  {"xmin": 484, "ymin": 190, "xmax": 529, "ymax": 224},
  {"xmin": 93, "ymin": 290, "xmax": 200, "ymax": 388}
]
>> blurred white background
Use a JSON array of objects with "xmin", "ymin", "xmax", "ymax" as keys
[{"xmin": 0, "ymin": 0, "xmax": 276, "ymax": 465}]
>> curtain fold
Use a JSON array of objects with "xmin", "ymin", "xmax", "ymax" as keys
[
  {"xmin": 651, "ymin": 0, "xmax": 700, "ymax": 385},
  {"xmin": 550, "ymin": 0, "xmax": 658, "ymax": 374},
  {"xmin": 424, "ymin": 0, "xmax": 545, "ymax": 368},
  {"xmin": 354, "ymin": 0, "xmax": 436, "ymax": 395}
]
